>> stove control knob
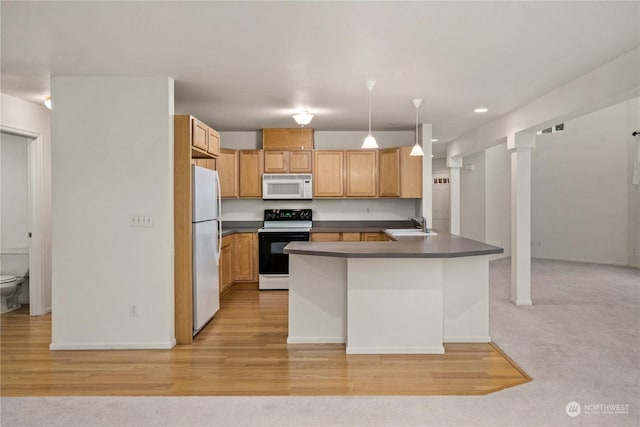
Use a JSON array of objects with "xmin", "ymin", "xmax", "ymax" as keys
[
  {"xmin": 300, "ymin": 211, "xmax": 311, "ymax": 220},
  {"xmin": 265, "ymin": 211, "xmax": 276, "ymax": 220}
]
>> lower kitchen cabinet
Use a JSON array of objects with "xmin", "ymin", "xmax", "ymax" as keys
[
  {"xmin": 220, "ymin": 233, "xmax": 258, "ymax": 296},
  {"xmin": 341, "ymin": 232, "xmax": 362, "ymax": 242},
  {"xmin": 311, "ymin": 231, "xmax": 391, "ymax": 242},
  {"xmin": 219, "ymin": 235, "xmax": 235, "ymax": 296},
  {"xmin": 234, "ymin": 233, "xmax": 257, "ymax": 282},
  {"xmin": 311, "ymin": 232, "xmax": 341, "ymax": 242},
  {"xmin": 362, "ymin": 232, "xmax": 389, "ymax": 241}
]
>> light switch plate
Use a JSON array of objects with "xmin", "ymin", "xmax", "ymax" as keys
[{"xmin": 129, "ymin": 215, "xmax": 154, "ymax": 227}]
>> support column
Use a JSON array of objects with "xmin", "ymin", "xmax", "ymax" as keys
[
  {"xmin": 508, "ymin": 132, "xmax": 535, "ymax": 306},
  {"xmin": 419, "ymin": 124, "xmax": 433, "ymax": 228},
  {"xmin": 447, "ymin": 156, "xmax": 462, "ymax": 235}
]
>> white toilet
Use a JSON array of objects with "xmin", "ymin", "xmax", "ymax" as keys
[{"xmin": 0, "ymin": 250, "xmax": 29, "ymax": 314}]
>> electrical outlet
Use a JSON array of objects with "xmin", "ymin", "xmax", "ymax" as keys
[
  {"xmin": 129, "ymin": 215, "xmax": 154, "ymax": 227},
  {"xmin": 129, "ymin": 304, "xmax": 139, "ymax": 317}
]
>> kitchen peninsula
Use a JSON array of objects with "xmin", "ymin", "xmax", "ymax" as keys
[{"xmin": 284, "ymin": 232, "xmax": 502, "ymax": 354}]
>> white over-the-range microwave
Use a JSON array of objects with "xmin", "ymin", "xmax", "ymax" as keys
[{"xmin": 262, "ymin": 174, "xmax": 313, "ymax": 200}]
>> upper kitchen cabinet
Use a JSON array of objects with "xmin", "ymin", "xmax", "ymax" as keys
[
  {"xmin": 187, "ymin": 116, "xmax": 220, "ymax": 159},
  {"xmin": 313, "ymin": 150, "xmax": 344, "ymax": 197},
  {"xmin": 262, "ymin": 128, "xmax": 313, "ymax": 151},
  {"xmin": 218, "ymin": 149, "xmax": 239, "ymax": 198},
  {"xmin": 263, "ymin": 150, "xmax": 289, "ymax": 173},
  {"xmin": 379, "ymin": 146, "xmax": 422, "ymax": 198},
  {"xmin": 238, "ymin": 150, "xmax": 264, "ymax": 198},
  {"xmin": 345, "ymin": 150, "xmax": 377, "ymax": 197},
  {"xmin": 264, "ymin": 150, "xmax": 312, "ymax": 173},
  {"xmin": 207, "ymin": 127, "xmax": 220, "ymax": 157},
  {"xmin": 289, "ymin": 150, "xmax": 312, "ymax": 173},
  {"xmin": 192, "ymin": 118, "xmax": 208, "ymax": 151}
]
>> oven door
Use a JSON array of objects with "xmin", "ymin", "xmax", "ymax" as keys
[{"xmin": 259, "ymin": 231, "xmax": 310, "ymax": 275}]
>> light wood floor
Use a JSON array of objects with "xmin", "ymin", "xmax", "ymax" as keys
[{"xmin": 1, "ymin": 283, "xmax": 530, "ymax": 396}]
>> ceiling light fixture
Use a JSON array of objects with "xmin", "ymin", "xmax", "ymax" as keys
[
  {"xmin": 474, "ymin": 107, "xmax": 488, "ymax": 113},
  {"xmin": 431, "ymin": 138, "xmax": 438, "ymax": 142},
  {"xmin": 410, "ymin": 99, "xmax": 424, "ymax": 157},
  {"xmin": 44, "ymin": 95, "xmax": 52, "ymax": 109},
  {"xmin": 292, "ymin": 111, "xmax": 314, "ymax": 126},
  {"xmin": 361, "ymin": 80, "xmax": 378, "ymax": 149}
]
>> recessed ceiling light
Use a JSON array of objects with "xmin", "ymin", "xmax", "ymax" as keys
[
  {"xmin": 474, "ymin": 107, "xmax": 488, "ymax": 113},
  {"xmin": 431, "ymin": 138, "xmax": 438, "ymax": 142}
]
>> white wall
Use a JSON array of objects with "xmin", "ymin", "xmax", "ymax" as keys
[
  {"xmin": 485, "ymin": 143, "xmax": 511, "ymax": 258},
  {"xmin": 219, "ymin": 130, "xmax": 419, "ymax": 221},
  {"xmin": 0, "ymin": 92, "xmax": 52, "ymax": 314},
  {"xmin": 531, "ymin": 100, "xmax": 632, "ymax": 265},
  {"xmin": 460, "ymin": 151, "xmax": 485, "ymax": 242},
  {"xmin": 628, "ymin": 98, "xmax": 640, "ymax": 268},
  {"xmin": 50, "ymin": 77, "xmax": 175, "ymax": 349}
]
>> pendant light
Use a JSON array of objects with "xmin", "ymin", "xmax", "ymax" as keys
[
  {"xmin": 292, "ymin": 111, "xmax": 314, "ymax": 126},
  {"xmin": 361, "ymin": 80, "xmax": 378, "ymax": 149},
  {"xmin": 410, "ymin": 98, "xmax": 425, "ymax": 157}
]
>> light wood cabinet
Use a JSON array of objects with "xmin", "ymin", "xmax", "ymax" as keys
[
  {"xmin": 192, "ymin": 118, "xmax": 209, "ymax": 152},
  {"xmin": 313, "ymin": 151, "xmax": 344, "ymax": 197},
  {"xmin": 341, "ymin": 232, "xmax": 362, "ymax": 242},
  {"xmin": 264, "ymin": 151, "xmax": 289, "ymax": 173},
  {"xmin": 194, "ymin": 158, "xmax": 216, "ymax": 170},
  {"xmin": 310, "ymin": 232, "xmax": 390, "ymax": 242},
  {"xmin": 345, "ymin": 150, "xmax": 377, "ymax": 197},
  {"xmin": 379, "ymin": 146, "xmax": 422, "ymax": 198},
  {"xmin": 311, "ymin": 232, "xmax": 341, "ymax": 242},
  {"xmin": 263, "ymin": 128, "xmax": 313, "ymax": 150},
  {"xmin": 218, "ymin": 149, "xmax": 239, "ymax": 198},
  {"xmin": 239, "ymin": 150, "xmax": 264, "ymax": 198},
  {"xmin": 220, "ymin": 235, "xmax": 235, "ymax": 296},
  {"xmin": 191, "ymin": 117, "xmax": 220, "ymax": 158},
  {"xmin": 263, "ymin": 150, "xmax": 312, "ymax": 173},
  {"xmin": 362, "ymin": 232, "xmax": 387, "ymax": 241},
  {"xmin": 379, "ymin": 148, "xmax": 400, "ymax": 197},
  {"xmin": 234, "ymin": 233, "xmax": 257, "ymax": 282},
  {"xmin": 207, "ymin": 128, "xmax": 220, "ymax": 157},
  {"xmin": 289, "ymin": 150, "xmax": 312, "ymax": 173}
]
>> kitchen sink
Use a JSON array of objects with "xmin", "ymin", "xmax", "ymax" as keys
[{"xmin": 383, "ymin": 228, "xmax": 429, "ymax": 237}]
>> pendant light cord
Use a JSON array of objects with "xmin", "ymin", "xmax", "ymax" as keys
[
  {"xmin": 368, "ymin": 88, "xmax": 372, "ymax": 134},
  {"xmin": 415, "ymin": 105, "xmax": 419, "ymax": 144}
]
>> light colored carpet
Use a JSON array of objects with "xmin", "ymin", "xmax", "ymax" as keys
[{"xmin": 2, "ymin": 258, "xmax": 638, "ymax": 427}]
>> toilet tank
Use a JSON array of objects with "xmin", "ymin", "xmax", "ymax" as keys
[{"xmin": 0, "ymin": 248, "xmax": 29, "ymax": 277}]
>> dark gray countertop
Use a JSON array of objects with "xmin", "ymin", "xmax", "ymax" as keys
[
  {"xmin": 221, "ymin": 220, "xmax": 419, "ymax": 236},
  {"xmin": 310, "ymin": 220, "xmax": 417, "ymax": 233},
  {"xmin": 284, "ymin": 232, "xmax": 503, "ymax": 259},
  {"xmin": 221, "ymin": 221, "xmax": 261, "ymax": 237}
]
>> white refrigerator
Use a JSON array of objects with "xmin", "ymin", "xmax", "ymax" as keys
[{"xmin": 192, "ymin": 165, "xmax": 222, "ymax": 335}]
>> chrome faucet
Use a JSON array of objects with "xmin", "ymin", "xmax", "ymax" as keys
[{"xmin": 410, "ymin": 216, "xmax": 429, "ymax": 232}]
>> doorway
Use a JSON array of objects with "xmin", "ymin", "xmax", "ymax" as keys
[
  {"xmin": 432, "ymin": 174, "xmax": 450, "ymax": 232},
  {"xmin": 0, "ymin": 128, "xmax": 48, "ymax": 315}
]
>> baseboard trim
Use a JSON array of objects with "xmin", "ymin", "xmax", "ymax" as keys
[
  {"xmin": 346, "ymin": 345, "xmax": 445, "ymax": 354},
  {"xmin": 532, "ymin": 256, "xmax": 630, "ymax": 268},
  {"xmin": 444, "ymin": 336, "xmax": 491, "ymax": 343},
  {"xmin": 50, "ymin": 339, "xmax": 176, "ymax": 350},
  {"xmin": 287, "ymin": 336, "xmax": 345, "ymax": 344}
]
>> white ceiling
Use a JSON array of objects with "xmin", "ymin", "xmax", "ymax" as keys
[{"xmin": 2, "ymin": 1, "xmax": 639, "ymax": 151}]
